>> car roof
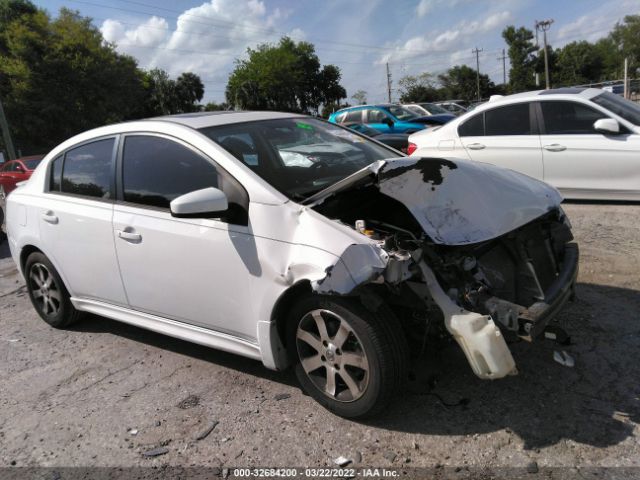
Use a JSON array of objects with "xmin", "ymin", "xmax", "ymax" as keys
[
  {"xmin": 469, "ymin": 87, "xmax": 605, "ymax": 114},
  {"xmin": 334, "ymin": 104, "xmax": 404, "ymax": 114},
  {"xmin": 150, "ymin": 111, "xmax": 303, "ymax": 129}
]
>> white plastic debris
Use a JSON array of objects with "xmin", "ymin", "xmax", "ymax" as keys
[
  {"xmin": 553, "ymin": 350, "xmax": 575, "ymax": 368},
  {"xmin": 128, "ymin": 428, "xmax": 138, "ymax": 435},
  {"xmin": 333, "ymin": 456, "xmax": 352, "ymax": 467}
]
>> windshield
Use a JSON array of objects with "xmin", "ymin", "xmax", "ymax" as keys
[
  {"xmin": 592, "ymin": 92, "xmax": 640, "ymax": 126},
  {"xmin": 383, "ymin": 105, "xmax": 418, "ymax": 121},
  {"xmin": 420, "ymin": 103, "xmax": 448, "ymax": 115},
  {"xmin": 200, "ymin": 118, "xmax": 397, "ymax": 200},
  {"xmin": 22, "ymin": 158, "xmax": 42, "ymax": 170}
]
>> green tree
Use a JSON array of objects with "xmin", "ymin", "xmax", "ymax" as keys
[
  {"xmin": 554, "ymin": 41, "xmax": 605, "ymax": 86},
  {"xmin": 502, "ymin": 25, "xmax": 537, "ymax": 92},
  {"xmin": 175, "ymin": 72, "xmax": 204, "ymax": 113},
  {"xmin": 0, "ymin": 3, "xmax": 146, "ymax": 154},
  {"xmin": 438, "ymin": 65, "xmax": 495, "ymax": 102},
  {"xmin": 203, "ymin": 101, "xmax": 229, "ymax": 111},
  {"xmin": 609, "ymin": 15, "xmax": 640, "ymax": 77},
  {"xmin": 398, "ymin": 73, "xmax": 441, "ymax": 102},
  {"xmin": 226, "ymin": 36, "xmax": 346, "ymax": 113},
  {"xmin": 351, "ymin": 89, "xmax": 367, "ymax": 105}
]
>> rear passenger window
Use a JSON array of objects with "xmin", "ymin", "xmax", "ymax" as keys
[
  {"xmin": 540, "ymin": 101, "xmax": 604, "ymax": 134},
  {"xmin": 485, "ymin": 103, "xmax": 531, "ymax": 135},
  {"xmin": 458, "ymin": 113, "xmax": 484, "ymax": 136},
  {"xmin": 122, "ymin": 135, "xmax": 218, "ymax": 209},
  {"xmin": 62, "ymin": 139, "xmax": 114, "ymax": 199},
  {"xmin": 49, "ymin": 155, "xmax": 63, "ymax": 191},
  {"xmin": 344, "ymin": 110, "xmax": 362, "ymax": 123}
]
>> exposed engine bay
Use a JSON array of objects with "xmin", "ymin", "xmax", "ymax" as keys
[{"xmin": 308, "ymin": 157, "xmax": 579, "ymax": 379}]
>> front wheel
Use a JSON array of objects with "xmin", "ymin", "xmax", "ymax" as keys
[{"xmin": 287, "ymin": 295, "xmax": 408, "ymax": 418}]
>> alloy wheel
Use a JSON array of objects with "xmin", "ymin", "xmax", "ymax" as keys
[
  {"xmin": 29, "ymin": 263, "xmax": 62, "ymax": 316},
  {"xmin": 296, "ymin": 309, "xmax": 370, "ymax": 402}
]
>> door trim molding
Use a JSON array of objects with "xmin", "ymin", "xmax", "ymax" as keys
[{"xmin": 71, "ymin": 297, "xmax": 262, "ymax": 361}]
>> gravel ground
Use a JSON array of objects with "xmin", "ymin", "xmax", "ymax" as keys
[{"xmin": 0, "ymin": 202, "xmax": 639, "ymax": 478}]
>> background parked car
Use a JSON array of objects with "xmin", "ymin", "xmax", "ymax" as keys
[
  {"xmin": 408, "ymin": 88, "xmax": 640, "ymax": 200},
  {"xmin": 343, "ymin": 122, "xmax": 409, "ymax": 153},
  {"xmin": 402, "ymin": 102, "xmax": 455, "ymax": 119},
  {"xmin": 329, "ymin": 104, "xmax": 449, "ymax": 134},
  {"xmin": 433, "ymin": 101, "xmax": 468, "ymax": 116},
  {"xmin": 0, "ymin": 155, "xmax": 43, "ymax": 200}
]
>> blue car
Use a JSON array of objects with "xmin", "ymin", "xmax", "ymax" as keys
[{"xmin": 328, "ymin": 104, "xmax": 454, "ymax": 133}]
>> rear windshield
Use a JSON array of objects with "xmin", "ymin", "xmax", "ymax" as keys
[
  {"xmin": 199, "ymin": 118, "xmax": 397, "ymax": 200},
  {"xmin": 384, "ymin": 105, "xmax": 417, "ymax": 121},
  {"xmin": 592, "ymin": 92, "xmax": 640, "ymax": 126}
]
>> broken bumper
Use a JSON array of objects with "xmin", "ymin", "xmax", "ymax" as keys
[{"xmin": 485, "ymin": 243, "xmax": 579, "ymax": 342}]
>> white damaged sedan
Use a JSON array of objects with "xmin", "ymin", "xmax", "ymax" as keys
[{"xmin": 5, "ymin": 111, "xmax": 578, "ymax": 418}]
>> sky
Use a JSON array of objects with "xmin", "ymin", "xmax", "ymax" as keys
[{"xmin": 36, "ymin": 0, "xmax": 640, "ymax": 104}]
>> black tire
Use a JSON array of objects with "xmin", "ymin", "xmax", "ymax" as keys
[
  {"xmin": 286, "ymin": 294, "xmax": 408, "ymax": 419},
  {"xmin": 24, "ymin": 251, "xmax": 84, "ymax": 328}
]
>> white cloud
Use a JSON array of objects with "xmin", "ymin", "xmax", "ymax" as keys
[
  {"xmin": 100, "ymin": 0, "xmax": 303, "ymax": 100},
  {"xmin": 378, "ymin": 10, "xmax": 512, "ymax": 64},
  {"xmin": 416, "ymin": 0, "xmax": 432, "ymax": 18}
]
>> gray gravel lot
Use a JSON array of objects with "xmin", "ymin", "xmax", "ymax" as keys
[{"xmin": 0, "ymin": 203, "xmax": 639, "ymax": 477}]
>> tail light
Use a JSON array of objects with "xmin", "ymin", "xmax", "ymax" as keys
[{"xmin": 407, "ymin": 142, "xmax": 417, "ymax": 155}]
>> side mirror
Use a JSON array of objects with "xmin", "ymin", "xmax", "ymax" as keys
[
  {"xmin": 170, "ymin": 187, "xmax": 228, "ymax": 218},
  {"xmin": 594, "ymin": 118, "xmax": 620, "ymax": 134},
  {"xmin": 382, "ymin": 117, "xmax": 394, "ymax": 126}
]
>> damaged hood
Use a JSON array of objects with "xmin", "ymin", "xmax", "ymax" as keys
[{"xmin": 305, "ymin": 157, "xmax": 563, "ymax": 245}]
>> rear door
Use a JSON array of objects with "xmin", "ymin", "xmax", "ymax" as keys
[
  {"xmin": 537, "ymin": 100, "xmax": 640, "ymax": 198},
  {"xmin": 37, "ymin": 138, "xmax": 128, "ymax": 305},
  {"xmin": 457, "ymin": 102, "xmax": 544, "ymax": 180}
]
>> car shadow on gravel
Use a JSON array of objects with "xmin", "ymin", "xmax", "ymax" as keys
[
  {"xmin": 370, "ymin": 281, "xmax": 640, "ymax": 450},
  {"xmin": 69, "ymin": 281, "xmax": 639, "ymax": 451},
  {"xmin": 68, "ymin": 314, "xmax": 298, "ymax": 388}
]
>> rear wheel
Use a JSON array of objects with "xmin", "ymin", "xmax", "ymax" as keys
[
  {"xmin": 25, "ymin": 252, "xmax": 83, "ymax": 328},
  {"xmin": 287, "ymin": 295, "xmax": 408, "ymax": 418}
]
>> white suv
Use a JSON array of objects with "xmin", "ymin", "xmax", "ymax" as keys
[
  {"xmin": 6, "ymin": 112, "xmax": 578, "ymax": 418},
  {"xmin": 409, "ymin": 88, "xmax": 640, "ymax": 200}
]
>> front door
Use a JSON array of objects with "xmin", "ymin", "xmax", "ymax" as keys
[
  {"xmin": 538, "ymin": 100, "xmax": 640, "ymax": 198},
  {"xmin": 112, "ymin": 134, "xmax": 256, "ymax": 340}
]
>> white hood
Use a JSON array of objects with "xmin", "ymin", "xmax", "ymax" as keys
[{"xmin": 308, "ymin": 157, "xmax": 563, "ymax": 245}]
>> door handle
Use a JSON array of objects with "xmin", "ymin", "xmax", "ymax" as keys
[
  {"xmin": 41, "ymin": 211, "xmax": 58, "ymax": 224},
  {"xmin": 543, "ymin": 144, "xmax": 567, "ymax": 152},
  {"xmin": 466, "ymin": 143, "xmax": 486, "ymax": 150},
  {"xmin": 116, "ymin": 229, "xmax": 142, "ymax": 243}
]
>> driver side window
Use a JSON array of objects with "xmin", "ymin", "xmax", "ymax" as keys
[{"xmin": 540, "ymin": 101, "xmax": 606, "ymax": 135}]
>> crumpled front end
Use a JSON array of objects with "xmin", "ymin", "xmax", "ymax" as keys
[{"xmin": 309, "ymin": 157, "xmax": 578, "ymax": 379}]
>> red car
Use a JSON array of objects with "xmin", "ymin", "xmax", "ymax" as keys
[{"xmin": 0, "ymin": 155, "xmax": 43, "ymax": 200}]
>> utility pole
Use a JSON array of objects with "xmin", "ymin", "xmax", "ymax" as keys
[
  {"xmin": 624, "ymin": 57, "xmax": 629, "ymax": 99},
  {"xmin": 534, "ymin": 21, "xmax": 540, "ymax": 86},
  {"xmin": 386, "ymin": 63, "xmax": 392, "ymax": 103},
  {"xmin": 498, "ymin": 48, "xmax": 507, "ymax": 85},
  {"xmin": 535, "ymin": 19, "xmax": 554, "ymax": 90},
  {"xmin": 472, "ymin": 47, "xmax": 483, "ymax": 101},
  {"xmin": 0, "ymin": 95, "xmax": 16, "ymax": 161}
]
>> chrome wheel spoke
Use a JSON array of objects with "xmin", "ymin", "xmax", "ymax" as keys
[
  {"xmin": 296, "ymin": 329, "xmax": 322, "ymax": 353},
  {"xmin": 43, "ymin": 276, "xmax": 53, "ymax": 289},
  {"xmin": 48, "ymin": 288, "xmax": 61, "ymax": 302},
  {"xmin": 325, "ymin": 367, "xmax": 336, "ymax": 396},
  {"xmin": 342, "ymin": 352, "xmax": 367, "ymax": 370},
  {"xmin": 30, "ymin": 271, "xmax": 43, "ymax": 288},
  {"xmin": 332, "ymin": 322, "xmax": 350, "ymax": 348},
  {"xmin": 33, "ymin": 289, "xmax": 44, "ymax": 299},
  {"xmin": 300, "ymin": 354, "xmax": 323, "ymax": 374},
  {"xmin": 339, "ymin": 369, "xmax": 362, "ymax": 399},
  {"xmin": 311, "ymin": 310, "xmax": 329, "ymax": 341}
]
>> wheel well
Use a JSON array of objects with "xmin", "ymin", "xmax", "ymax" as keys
[
  {"xmin": 271, "ymin": 280, "xmax": 312, "ymax": 349},
  {"xmin": 20, "ymin": 245, "xmax": 42, "ymax": 273}
]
